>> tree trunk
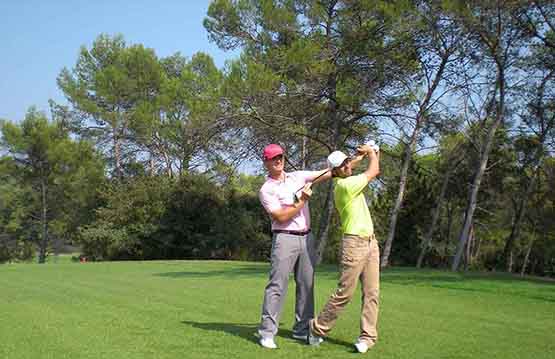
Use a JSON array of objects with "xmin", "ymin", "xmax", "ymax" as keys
[
  {"xmin": 381, "ymin": 52, "xmax": 450, "ymax": 268},
  {"xmin": 452, "ymin": 135, "xmax": 496, "ymax": 271},
  {"xmin": 503, "ymin": 168, "xmax": 539, "ymax": 272},
  {"xmin": 452, "ymin": 67, "xmax": 505, "ymax": 271},
  {"xmin": 530, "ymin": 259, "xmax": 537, "ymax": 275},
  {"xmin": 520, "ymin": 236, "xmax": 535, "ymax": 276},
  {"xmin": 315, "ymin": 181, "xmax": 334, "ymax": 264},
  {"xmin": 503, "ymin": 195, "xmax": 524, "ymax": 272},
  {"xmin": 114, "ymin": 134, "xmax": 123, "ymax": 178},
  {"xmin": 315, "ymin": 62, "xmax": 339, "ymax": 264},
  {"xmin": 162, "ymin": 150, "xmax": 173, "ymax": 178},
  {"xmin": 445, "ymin": 201, "xmax": 453, "ymax": 266},
  {"xmin": 507, "ymin": 251, "xmax": 513, "ymax": 273},
  {"xmin": 315, "ymin": 110, "xmax": 339, "ymax": 263},
  {"xmin": 149, "ymin": 154, "xmax": 155, "ymax": 176},
  {"xmin": 417, "ymin": 160, "xmax": 455, "ymax": 268},
  {"xmin": 381, "ymin": 137, "xmax": 414, "ymax": 268},
  {"xmin": 472, "ymin": 229, "xmax": 482, "ymax": 262},
  {"xmin": 182, "ymin": 155, "xmax": 191, "ymax": 175},
  {"xmin": 301, "ymin": 118, "xmax": 307, "ymax": 170},
  {"xmin": 464, "ymin": 224, "xmax": 474, "ymax": 271},
  {"xmin": 38, "ymin": 178, "xmax": 48, "ymax": 264}
]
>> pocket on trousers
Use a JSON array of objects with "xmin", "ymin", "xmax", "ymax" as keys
[
  {"xmin": 341, "ymin": 247, "xmax": 360, "ymax": 266},
  {"xmin": 271, "ymin": 235, "xmax": 284, "ymax": 262},
  {"xmin": 341, "ymin": 237, "xmax": 367, "ymax": 265}
]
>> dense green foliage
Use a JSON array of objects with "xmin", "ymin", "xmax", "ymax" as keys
[
  {"xmin": 1, "ymin": 261, "xmax": 553, "ymax": 359},
  {"xmin": 79, "ymin": 174, "xmax": 270, "ymax": 261}
]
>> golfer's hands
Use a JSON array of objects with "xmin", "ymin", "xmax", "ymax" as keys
[
  {"xmin": 299, "ymin": 183, "xmax": 312, "ymax": 202},
  {"xmin": 357, "ymin": 144, "xmax": 374, "ymax": 156}
]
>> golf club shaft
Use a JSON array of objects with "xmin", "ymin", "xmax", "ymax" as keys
[{"xmin": 294, "ymin": 168, "xmax": 331, "ymax": 195}]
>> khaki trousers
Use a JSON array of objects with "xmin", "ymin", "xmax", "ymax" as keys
[{"xmin": 311, "ymin": 234, "xmax": 380, "ymax": 345}]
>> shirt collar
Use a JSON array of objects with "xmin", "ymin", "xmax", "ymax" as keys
[{"xmin": 266, "ymin": 171, "xmax": 290, "ymax": 184}]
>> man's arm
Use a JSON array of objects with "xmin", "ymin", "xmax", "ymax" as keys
[
  {"xmin": 361, "ymin": 145, "xmax": 380, "ymax": 181},
  {"xmin": 346, "ymin": 144, "xmax": 380, "ymax": 181},
  {"xmin": 269, "ymin": 184, "xmax": 312, "ymax": 223}
]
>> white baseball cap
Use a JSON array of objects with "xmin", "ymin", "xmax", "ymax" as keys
[{"xmin": 327, "ymin": 151, "xmax": 349, "ymax": 168}]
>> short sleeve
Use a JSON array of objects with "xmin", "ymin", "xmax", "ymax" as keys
[
  {"xmin": 336, "ymin": 174, "xmax": 369, "ymax": 198},
  {"xmin": 259, "ymin": 187, "xmax": 281, "ymax": 214}
]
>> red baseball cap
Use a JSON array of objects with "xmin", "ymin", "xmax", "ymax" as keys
[{"xmin": 263, "ymin": 144, "xmax": 284, "ymax": 160}]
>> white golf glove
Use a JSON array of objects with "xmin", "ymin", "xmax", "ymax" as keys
[{"xmin": 366, "ymin": 140, "xmax": 380, "ymax": 153}]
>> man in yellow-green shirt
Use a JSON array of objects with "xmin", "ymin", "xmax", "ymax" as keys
[{"xmin": 309, "ymin": 143, "xmax": 380, "ymax": 354}]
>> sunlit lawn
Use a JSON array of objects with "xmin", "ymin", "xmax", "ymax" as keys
[{"xmin": 1, "ymin": 260, "xmax": 553, "ymax": 359}]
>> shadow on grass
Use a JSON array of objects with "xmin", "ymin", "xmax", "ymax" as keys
[
  {"xmin": 155, "ymin": 263, "xmax": 342, "ymax": 280},
  {"xmin": 181, "ymin": 320, "xmax": 353, "ymax": 350},
  {"xmin": 381, "ymin": 268, "xmax": 555, "ymax": 303},
  {"xmin": 274, "ymin": 328, "xmax": 353, "ymax": 350},
  {"xmin": 155, "ymin": 265, "xmax": 267, "ymax": 279},
  {"xmin": 182, "ymin": 321, "xmax": 259, "ymax": 345}
]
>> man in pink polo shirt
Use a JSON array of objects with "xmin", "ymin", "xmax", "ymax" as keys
[{"xmin": 257, "ymin": 143, "xmax": 331, "ymax": 349}]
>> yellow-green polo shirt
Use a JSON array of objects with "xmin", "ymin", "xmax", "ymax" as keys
[{"xmin": 334, "ymin": 174, "xmax": 374, "ymax": 237}]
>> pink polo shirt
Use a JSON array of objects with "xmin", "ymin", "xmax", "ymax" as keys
[{"xmin": 259, "ymin": 171, "xmax": 320, "ymax": 232}]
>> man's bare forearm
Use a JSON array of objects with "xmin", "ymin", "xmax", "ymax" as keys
[
  {"xmin": 271, "ymin": 200, "xmax": 306, "ymax": 223},
  {"xmin": 364, "ymin": 151, "xmax": 380, "ymax": 181},
  {"xmin": 270, "ymin": 183, "xmax": 312, "ymax": 223}
]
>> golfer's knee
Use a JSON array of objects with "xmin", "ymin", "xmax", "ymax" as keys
[
  {"xmin": 331, "ymin": 287, "xmax": 354, "ymax": 305},
  {"xmin": 266, "ymin": 275, "xmax": 288, "ymax": 291}
]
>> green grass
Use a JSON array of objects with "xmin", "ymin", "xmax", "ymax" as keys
[{"xmin": 1, "ymin": 261, "xmax": 553, "ymax": 359}]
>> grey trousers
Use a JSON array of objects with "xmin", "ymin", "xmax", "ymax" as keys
[{"xmin": 258, "ymin": 232, "xmax": 316, "ymax": 339}]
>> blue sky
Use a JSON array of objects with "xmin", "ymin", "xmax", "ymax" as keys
[{"xmin": 0, "ymin": 0, "xmax": 237, "ymax": 122}]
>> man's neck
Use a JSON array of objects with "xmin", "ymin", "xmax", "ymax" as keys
[{"xmin": 269, "ymin": 170, "xmax": 285, "ymax": 181}]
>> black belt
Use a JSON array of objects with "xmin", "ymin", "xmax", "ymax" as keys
[{"xmin": 272, "ymin": 229, "xmax": 311, "ymax": 236}]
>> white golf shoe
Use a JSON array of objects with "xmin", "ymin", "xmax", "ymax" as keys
[
  {"xmin": 354, "ymin": 340, "xmax": 373, "ymax": 353},
  {"xmin": 259, "ymin": 337, "xmax": 277, "ymax": 349}
]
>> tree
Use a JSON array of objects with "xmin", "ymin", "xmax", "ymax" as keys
[
  {"xmin": 0, "ymin": 109, "xmax": 104, "ymax": 263},
  {"xmin": 155, "ymin": 52, "xmax": 226, "ymax": 175},
  {"xmin": 0, "ymin": 177, "xmax": 33, "ymax": 263},
  {"xmin": 416, "ymin": 134, "xmax": 464, "ymax": 268},
  {"xmin": 58, "ymin": 34, "xmax": 227, "ymax": 179},
  {"xmin": 501, "ymin": 5, "xmax": 555, "ymax": 272},
  {"xmin": 57, "ymin": 34, "xmax": 163, "ymax": 178},
  {"xmin": 448, "ymin": 0, "xmax": 530, "ymax": 271}
]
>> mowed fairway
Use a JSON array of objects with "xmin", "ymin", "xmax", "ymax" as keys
[{"xmin": 1, "ymin": 260, "xmax": 553, "ymax": 359}]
